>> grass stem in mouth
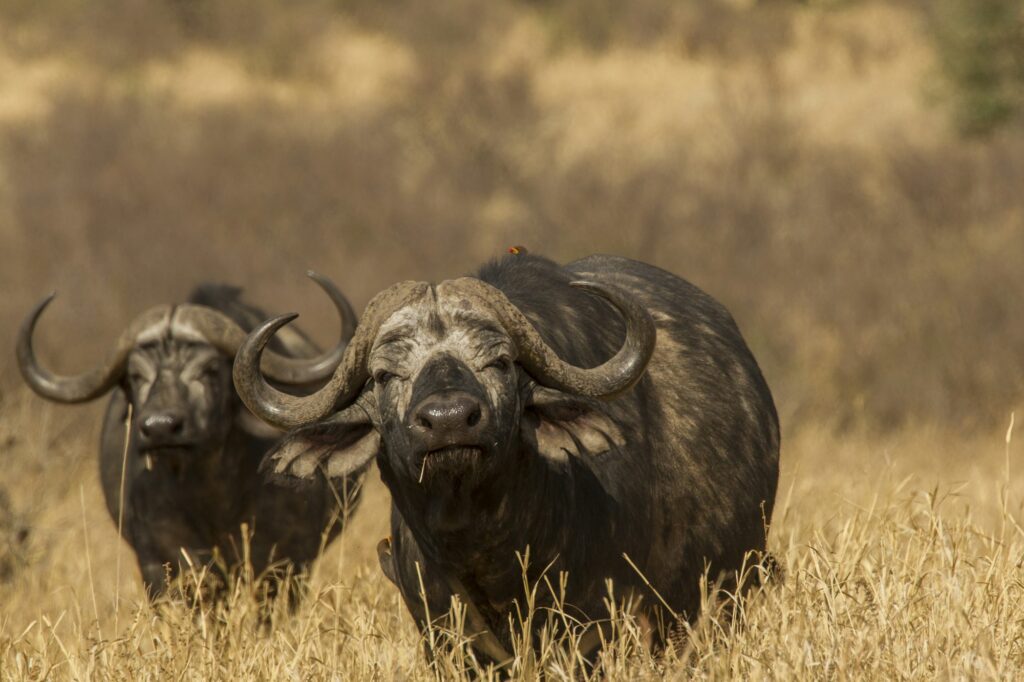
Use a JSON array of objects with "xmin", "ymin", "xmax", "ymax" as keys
[{"xmin": 417, "ymin": 447, "xmax": 484, "ymax": 485}]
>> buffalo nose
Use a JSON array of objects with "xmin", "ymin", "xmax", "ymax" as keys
[
  {"xmin": 411, "ymin": 391, "xmax": 487, "ymax": 447},
  {"xmin": 139, "ymin": 410, "xmax": 185, "ymax": 444}
]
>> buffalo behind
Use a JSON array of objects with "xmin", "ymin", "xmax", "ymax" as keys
[{"xmin": 17, "ymin": 274, "xmax": 365, "ymax": 600}]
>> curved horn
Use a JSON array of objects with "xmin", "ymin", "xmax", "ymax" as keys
[
  {"xmin": 258, "ymin": 271, "xmax": 358, "ymax": 381},
  {"xmin": 17, "ymin": 294, "xmax": 173, "ymax": 404},
  {"xmin": 447, "ymin": 278, "xmax": 656, "ymax": 399},
  {"xmin": 234, "ymin": 281, "xmax": 429, "ymax": 429},
  {"xmin": 285, "ymin": 270, "xmax": 358, "ymax": 379},
  {"xmin": 174, "ymin": 272, "xmax": 357, "ymax": 385}
]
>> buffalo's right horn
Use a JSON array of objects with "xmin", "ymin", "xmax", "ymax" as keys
[
  {"xmin": 233, "ymin": 281, "xmax": 429, "ymax": 430},
  {"xmin": 17, "ymin": 295, "xmax": 173, "ymax": 404},
  {"xmin": 444, "ymin": 277, "xmax": 656, "ymax": 399}
]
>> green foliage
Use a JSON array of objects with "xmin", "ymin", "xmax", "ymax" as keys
[{"xmin": 931, "ymin": 0, "xmax": 1024, "ymax": 136}]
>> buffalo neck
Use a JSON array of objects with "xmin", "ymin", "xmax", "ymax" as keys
[
  {"xmin": 384, "ymin": 440, "xmax": 617, "ymax": 612},
  {"xmin": 130, "ymin": 426, "xmax": 252, "ymax": 522}
]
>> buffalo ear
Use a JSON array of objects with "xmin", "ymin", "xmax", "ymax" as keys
[
  {"xmin": 260, "ymin": 404, "xmax": 379, "ymax": 482},
  {"xmin": 521, "ymin": 386, "xmax": 625, "ymax": 463}
]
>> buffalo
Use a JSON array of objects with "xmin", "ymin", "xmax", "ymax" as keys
[
  {"xmin": 234, "ymin": 253, "xmax": 780, "ymax": 660},
  {"xmin": 17, "ymin": 274, "xmax": 364, "ymax": 599}
]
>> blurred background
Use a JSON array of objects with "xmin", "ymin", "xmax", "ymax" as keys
[
  {"xmin": 0, "ymin": 0, "xmax": 1021, "ymax": 436},
  {"xmin": 2, "ymin": 3, "xmax": 1023, "ymax": 664}
]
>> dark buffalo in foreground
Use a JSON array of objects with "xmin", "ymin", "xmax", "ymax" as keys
[
  {"xmin": 17, "ymin": 274, "xmax": 364, "ymax": 599},
  {"xmin": 235, "ymin": 254, "xmax": 780, "ymax": 660}
]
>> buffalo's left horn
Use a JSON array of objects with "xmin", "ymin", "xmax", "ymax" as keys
[
  {"xmin": 447, "ymin": 277, "xmax": 656, "ymax": 399},
  {"xmin": 175, "ymin": 271, "xmax": 357, "ymax": 385},
  {"xmin": 234, "ymin": 281, "xmax": 430, "ymax": 429},
  {"xmin": 17, "ymin": 295, "xmax": 174, "ymax": 403}
]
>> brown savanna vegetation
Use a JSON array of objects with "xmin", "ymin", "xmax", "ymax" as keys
[{"xmin": 0, "ymin": 0, "xmax": 1022, "ymax": 678}]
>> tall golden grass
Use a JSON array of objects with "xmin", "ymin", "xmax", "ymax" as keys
[
  {"xmin": 1, "ymin": 1, "xmax": 1023, "ymax": 678},
  {"xmin": 1, "ymin": 389, "xmax": 1021, "ymax": 679}
]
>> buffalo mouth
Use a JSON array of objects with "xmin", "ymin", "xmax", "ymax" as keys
[
  {"xmin": 139, "ymin": 442, "xmax": 198, "ymax": 455},
  {"xmin": 138, "ymin": 444, "xmax": 202, "ymax": 477},
  {"xmin": 417, "ymin": 446, "xmax": 485, "ymax": 482}
]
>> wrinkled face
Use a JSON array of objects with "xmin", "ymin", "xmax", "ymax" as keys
[
  {"xmin": 368, "ymin": 286, "xmax": 523, "ymax": 484},
  {"xmin": 126, "ymin": 339, "xmax": 234, "ymax": 456}
]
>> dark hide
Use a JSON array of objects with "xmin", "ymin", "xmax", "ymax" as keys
[{"xmin": 269, "ymin": 254, "xmax": 779, "ymax": 658}]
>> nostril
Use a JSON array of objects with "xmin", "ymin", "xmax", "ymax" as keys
[
  {"xmin": 140, "ymin": 413, "xmax": 185, "ymax": 440},
  {"xmin": 412, "ymin": 393, "xmax": 485, "ymax": 440}
]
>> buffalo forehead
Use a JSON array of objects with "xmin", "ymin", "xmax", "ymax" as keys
[
  {"xmin": 375, "ymin": 294, "xmax": 435, "ymax": 342},
  {"xmin": 132, "ymin": 308, "xmax": 211, "ymax": 346},
  {"xmin": 168, "ymin": 308, "xmax": 212, "ymax": 344},
  {"xmin": 375, "ymin": 289, "xmax": 505, "ymax": 357},
  {"xmin": 434, "ymin": 285, "xmax": 511, "ymax": 351},
  {"xmin": 132, "ymin": 308, "xmax": 174, "ymax": 346},
  {"xmin": 130, "ymin": 333, "xmax": 221, "ymax": 378}
]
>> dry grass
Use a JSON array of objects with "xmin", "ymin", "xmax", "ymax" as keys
[{"xmin": 1, "ymin": 389, "xmax": 1022, "ymax": 679}]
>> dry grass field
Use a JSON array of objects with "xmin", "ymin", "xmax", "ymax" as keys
[
  {"xmin": 1, "ymin": 394, "xmax": 1021, "ymax": 679},
  {"xmin": 1, "ymin": 0, "xmax": 1023, "ymax": 679}
]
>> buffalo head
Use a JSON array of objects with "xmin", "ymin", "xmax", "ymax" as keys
[
  {"xmin": 18, "ymin": 273, "xmax": 354, "ymax": 462},
  {"xmin": 234, "ymin": 277, "xmax": 655, "ymax": 498}
]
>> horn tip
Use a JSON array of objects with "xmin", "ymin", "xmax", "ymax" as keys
[
  {"xmin": 305, "ymin": 270, "xmax": 338, "ymax": 295},
  {"xmin": 29, "ymin": 292, "xmax": 58, "ymax": 318},
  {"xmin": 275, "ymin": 312, "xmax": 300, "ymax": 325},
  {"xmin": 254, "ymin": 313, "xmax": 300, "ymax": 342},
  {"xmin": 306, "ymin": 270, "xmax": 334, "ymax": 289}
]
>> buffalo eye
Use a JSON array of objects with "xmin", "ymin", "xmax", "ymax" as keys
[
  {"xmin": 202, "ymin": 362, "xmax": 222, "ymax": 380},
  {"xmin": 374, "ymin": 370, "xmax": 395, "ymax": 387},
  {"xmin": 127, "ymin": 370, "xmax": 146, "ymax": 386},
  {"xmin": 485, "ymin": 356, "xmax": 512, "ymax": 373}
]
